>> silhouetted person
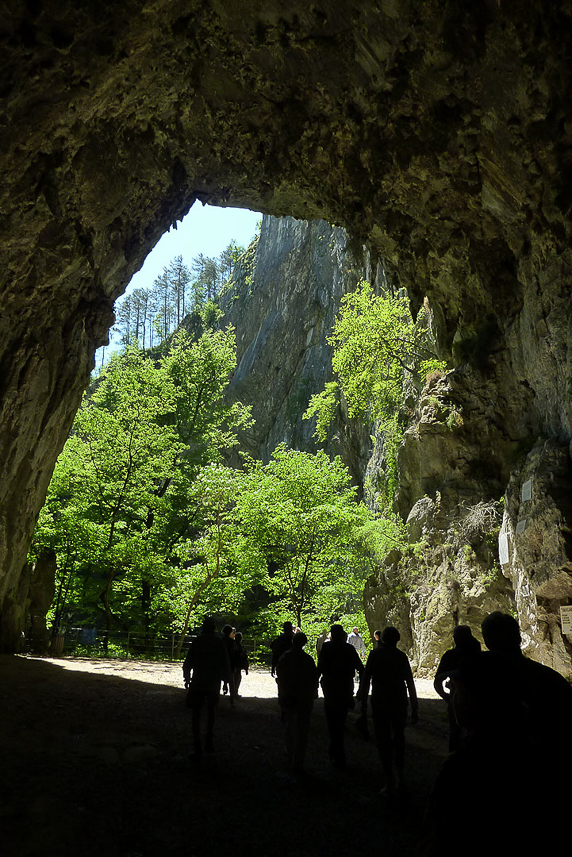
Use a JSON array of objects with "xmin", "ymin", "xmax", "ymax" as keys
[
  {"xmin": 434, "ymin": 625, "xmax": 481, "ymax": 750},
  {"xmin": 234, "ymin": 631, "xmax": 249, "ymax": 697},
  {"xmin": 222, "ymin": 624, "xmax": 239, "ymax": 703},
  {"xmin": 276, "ymin": 631, "xmax": 318, "ymax": 773},
  {"xmin": 423, "ymin": 614, "xmax": 571, "ymax": 854},
  {"xmin": 270, "ymin": 621, "xmax": 295, "ymax": 677},
  {"xmin": 359, "ymin": 626, "xmax": 418, "ymax": 795},
  {"xmin": 481, "ymin": 610, "xmax": 572, "ymax": 746},
  {"xmin": 317, "ymin": 624, "xmax": 364, "ymax": 768},
  {"xmin": 422, "ymin": 651, "xmax": 548, "ymax": 856},
  {"xmin": 373, "ymin": 629, "xmax": 382, "ymax": 646},
  {"xmin": 182, "ymin": 617, "xmax": 231, "ymax": 759}
]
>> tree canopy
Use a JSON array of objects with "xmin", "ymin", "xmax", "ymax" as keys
[
  {"xmin": 232, "ymin": 445, "xmax": 389, "ymax": 637},
  {"xmin": 32, "ymin": 329, "xmax": 252, "ymax": 643},
  {"xmin": 113, "ymin": 244, "xmax": 246, "ymax": 350},
  {"xmin": 34, "ymin": 269, "xmax": 417, "ymax": 654}
]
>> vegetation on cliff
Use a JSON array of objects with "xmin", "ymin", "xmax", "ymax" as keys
[
  {"xmin": 305, "ymin": 279, "xmax": 444, "ymax": 506},
  {"xmin": 32, "ymin": 238, "xmax": 441, "ymax": 654}
]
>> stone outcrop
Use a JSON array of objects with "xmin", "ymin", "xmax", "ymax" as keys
[
  {"xmin": 499, "ymin": 439, "xmax": 572, "ymax": 674},
  {"xmin": 363, "ymin": 370, "xmax": 519, "ymax": 675},
  {"xmin": 367, "ymin": 366, "xmax": 572, "ymax": 676},
  {"xmin": 1, "ymin": 2, "xmax": 572, "ymax": 669}
]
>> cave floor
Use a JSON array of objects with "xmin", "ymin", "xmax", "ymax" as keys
[{"xmin": 0, "ymin": 655, "xmax": 449, "ymax": 857}]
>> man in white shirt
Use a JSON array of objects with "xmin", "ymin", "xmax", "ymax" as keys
[{"xmin": 348, "ymin": 627, "xmax": 366, "ymax": 658}]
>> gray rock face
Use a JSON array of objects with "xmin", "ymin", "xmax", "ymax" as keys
[
  {"xmin": 499, "ymin": 439, "xmax": 572, "ymax": 675},
  {"xmin": 220, "ymin": 214, "xmax": 372, "ymax": 484},
  {"xmin": 369, "ymin": 369, "xmax": 572, "ymax": 676},
  {"xmin": 1, "ymin": 1, "xmax": 572, "ymax": 672}
]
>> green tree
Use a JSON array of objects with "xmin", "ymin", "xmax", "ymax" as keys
[
  {"xmin": 165, "ymin": 464, "xmax": 261, "ymax": 656},
  {"xmin": 32, "ymin": 329, "xmax": 253, "ymax": 642},
  {"xmin": 218, "ymin": 240, "xmax": 245, "ymax": 284},
  {"xmin": 233, "ymin": 445, "xmax": 373, "ymax": 633},
  {"xmin": 191, "ymin": 253, "xmax": 220, "ymax": 302},
  {"xmin": 305, "ymin": 280, "xmax": 444, "ymax": 504},
  {"xmin": 38, "ymin": 346, "xmax": 183, "ymax": 641}
]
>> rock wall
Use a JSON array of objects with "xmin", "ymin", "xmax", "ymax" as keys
[
  {"xmin": 219, "ymin": 214, "xmax": 373, "ymax": 483},
  {"xmin": 366, "ymin": 366, "xmax": 572, "ymax": 676},
  {"xmin": 1, "ymin": 1, "xmax": 572, "ymax": 664},
  {"xmin": 500, "ymin": 439, "xmax": 572, "ymax": 674},
  {"xmin": 220, "ymin": 217, "xmax": 572, "ymax": 676}
]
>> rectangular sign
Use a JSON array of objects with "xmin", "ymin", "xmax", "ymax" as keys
[
  {"xmin": 561, "ymin": 605, "xmax": 572, "ymax": 635},
  {"xmin": 521, "ymin": 479, "xmax": 532, "ymax": 502},
  {"xmin": 498, "ymin": 531, "xmax": 509, "ymax": 565}
]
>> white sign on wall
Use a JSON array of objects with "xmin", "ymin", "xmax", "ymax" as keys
[
  {"xmin": 498, "ymin": 531, "xmax": 509, "ymax": 566},
  {"xmin": 521, "ymin": 479, "xmax": 532, "ymax": 502},
  {"xmin": 561, "ymin": 605, "xmax": 572, "ymax": 635},
  {"xmin": 516, "ymin": 519, "xmax": 527, "ymax": 535}
]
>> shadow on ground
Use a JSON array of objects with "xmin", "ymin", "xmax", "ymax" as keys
[{"xmin": 0, "ymin": 656, "xmax": 450, "ymax": 857}]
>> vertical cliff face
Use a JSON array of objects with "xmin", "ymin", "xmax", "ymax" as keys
[{"xmin": 219, "ymin": 214, "xmax": 373, "ymax": 484}]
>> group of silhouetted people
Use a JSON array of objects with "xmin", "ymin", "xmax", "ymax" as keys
[
  {"xmin": 182, "ymin": 610, "xmax": 572, "ymax": 844},
  {"xmin": 270, "ymin": 621, "xmax": 419, "ymax": 788},
  {"xmin": 183, "ymin": 616, "xmax": 419, "ymax": 780},
  {"xmin": 424, "ymin": 611, "xmax": 572, "ymax": 855}
]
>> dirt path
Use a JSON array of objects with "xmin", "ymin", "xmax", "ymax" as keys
[{"xmin": 0, "ymin": 655, "xmax": 450, "ymax": 857}]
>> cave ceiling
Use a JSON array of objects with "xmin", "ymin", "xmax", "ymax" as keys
[{"xmin": 1, "ymin": 0, "xmax": 572, "ymax": 649}]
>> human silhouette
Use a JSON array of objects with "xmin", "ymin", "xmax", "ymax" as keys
[
  {"xmin": 234, "ymin": 630, "xmax": 249, "ymax": 697},
  {"xmin": 275, "ymin": 631, "xmax": 318, "ymax": 773},
  {"xmin": 481, "ymin": 610, "xmax": 572, "ymax": 745},
  {"xmin": 423, "ymin": 613, "xmax": 571, "ymax": 854},
  {"xmin": 221, "ymin": 624, "xmax": 239, "ymax": 703},
  {"xmin": 359, "ymin": 626, "xmax": 418, "ymax": 795},
  {"xmin": 182, "ymin": 617, "xmax": 231, "ymax": 759},
  {"xmin": 433, "ymin": 625, "xmax": 481, "ymax": 750},
  {"xmin": 422, "ymin": 650, "xmax": 536, "ymax": 855},
  {"xmin": 270, "ymin": 621, "xmax": 295, "ymax": 677},
  {"xmin": 317, "ymin": 624, "xmax": 364, "ymax": 768}
]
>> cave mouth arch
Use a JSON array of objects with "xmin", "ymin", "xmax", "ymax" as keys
[{"xmin": 2, "ymin": 1, "xmax": 572, "ymax": 669}]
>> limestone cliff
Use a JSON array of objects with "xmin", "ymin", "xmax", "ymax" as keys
[{"xmin": 219, "ymin": 214, "xmax": 373, "ymax": 484}]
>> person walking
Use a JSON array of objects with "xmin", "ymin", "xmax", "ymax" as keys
[
  {"xmin": 270, "ymin": 621, "xmax": 295, "ymax": 677},
  {"xmin": 348, "ymin": 626, "xmax": 366, "ymax": 658},
  {"xmin": 182, "ymin": 617, "xmax": 231, "ymax": 759},
  {"xmin": 221, "ymin": 624, "xmax": 239, "ymax": 703},
  {"xmin": 276, "ymin": 631, "xmax": 318, "ymax": 773},
  {"xmin": 433, "ymin": 625, "xmax": 481, "ymax": 750},
  {"xmin": 317, "ymin": 624, "xmax": 364, "ymax": 768},
  {"xmin": 359, "ymin": 626, "xmax": 418, "ymax": 795},
  {"xmin": 234, "ymin": 631, "xmax": 249, "ymax": 697}
]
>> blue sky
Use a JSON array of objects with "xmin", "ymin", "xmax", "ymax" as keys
[{"xmin": 96, "ymin": 203, "xmax": 260, "ymax": 363}]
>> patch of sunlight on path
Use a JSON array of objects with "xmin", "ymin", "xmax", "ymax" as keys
[{"xmin": 20, "ymin": 655, "xmax": 440, "ymax": 699}]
